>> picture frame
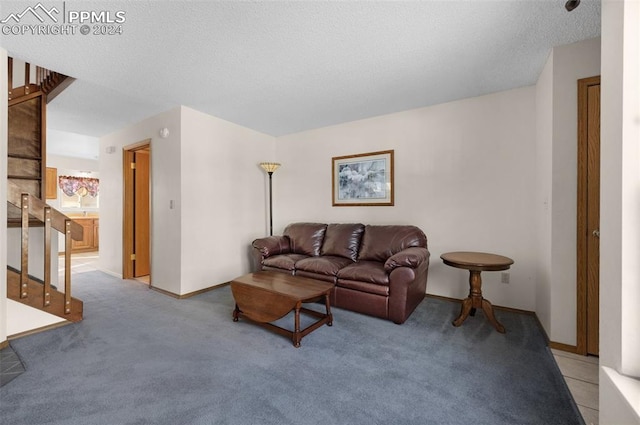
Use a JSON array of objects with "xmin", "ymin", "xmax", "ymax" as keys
[{"xmin": 332, "ymin": 150, "xmax": 394, "ymax": 206}]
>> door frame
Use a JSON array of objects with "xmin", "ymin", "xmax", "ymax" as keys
[
  {"xmin": 576, "ymin": 75, "xmax": 600, "ymax": 355},
  {"xmin": 122, "ymin": 139, "xmax": 151, "ymax": 281}
]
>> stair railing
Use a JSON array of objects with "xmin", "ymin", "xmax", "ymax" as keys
[
  {"xmin": 8, "ymin": 57, "xmax": 74, "ymax": 103},
  {"xmin": 8, "ymin": 180, "xmax": 83, "ymax": 316}
]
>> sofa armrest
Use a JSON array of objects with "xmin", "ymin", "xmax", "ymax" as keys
[
  {"xmin": 384, "ymin": 247, "xmax": 430, "ymax": 272},
  {"xmin": 252, "ymin": 236, "xmax": 291, "ymax": 258}
]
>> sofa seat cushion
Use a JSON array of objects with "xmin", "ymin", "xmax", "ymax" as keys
[
  {"xmin": 337, "ymin": 279, "xmax": 389, "ymax": 296},
  {"xmin": 336, "ymin": 261, "xmax": 390, "ymax": 296},
  {"xmin": 337, "ymin": 282, "xmax": 389, "ymax": 298},
  {"xmin": 262, "ymin": 254, "xmax": 309, "ymax": 271},
  {"xmin": 295, "ymin": 255, "xmax": 353, "ymax": 277}
]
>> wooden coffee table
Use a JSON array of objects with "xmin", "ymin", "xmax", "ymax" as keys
[
  {"xmin": 441, "ymin": 251, "xmax": 514, "ymax": 333},
  {"xmin": 230, "ymin": 271, "xmax": 334, "ymax": 347}
]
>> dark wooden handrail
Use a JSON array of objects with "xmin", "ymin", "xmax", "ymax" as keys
[
  {"xmin": 7, "ymin": 180, "xmax": 83, "ymax": 315},
  {"xmin": 8, "ymin": 181, "xmax": 83, "ymax": 239}
]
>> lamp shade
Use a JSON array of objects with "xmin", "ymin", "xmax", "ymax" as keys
[{"xmin": 260, "ymin": 162, "xmax": 281, "ymax": 173}]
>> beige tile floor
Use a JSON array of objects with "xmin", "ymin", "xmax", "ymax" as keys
[
  {"xmin": 552, "ymin": 348, "xmax": 600, "ymax": 425},
  {"xmin": 58, "ymin": 252, "xmax": 149, "ymax": 284},
  {"xmin": 58, "ymin": 251, "xmax": 100, "ymax": 277},
  {"xmin": 59, "ymin": 254, "xmax": 599, "ymax": 424}
]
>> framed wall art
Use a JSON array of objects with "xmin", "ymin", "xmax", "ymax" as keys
[{"xmin": 332, "ymin": 150, "xmax": 394, "ymax": 206}]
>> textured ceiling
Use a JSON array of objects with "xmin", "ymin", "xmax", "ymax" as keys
[{"xmin": 1, "ymin": 1, "xmax": 601, "ymax": 138}]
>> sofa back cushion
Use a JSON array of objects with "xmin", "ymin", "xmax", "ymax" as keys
[
  {"xmin": 320, "ymin": 223, "xmax": 365, "ymax": 261},
  {"xmin": 358, "ymin": 225, "xmax": 427, "ymax": 262},
  {"xmin": 283, "ymin": 223, "xmax": 327, "ymax": 256}
]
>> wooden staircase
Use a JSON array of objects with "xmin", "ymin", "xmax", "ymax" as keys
[
  {"xmin": 7, "ymin": 269, "xmax": 83, "ymax": 323},
  {"xmin": 8, "ymin": 57, "xmax": 75, "ymax": 103},
  {"xmin": 6, "ymin": 183, "xmax": 84, "ymax": 322},
  {"xmin": 6, "ymin": 57, "xmax": 83, "ymax": 323},
  {"xmin": 7, "ymin": 57, "xmax": 74, "ymax": 221}
]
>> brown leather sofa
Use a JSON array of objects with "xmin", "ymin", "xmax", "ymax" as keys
[{"xmin": 251, "ymin": 222, "xmax": 430, "ymax": 324}]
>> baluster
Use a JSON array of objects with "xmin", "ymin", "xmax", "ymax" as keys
[
  {"xmin": 43, "ymin": 69, "xmax": 49, "ymax": 91},
  {"xmin": 36, "ymin": 66, "xmax": 42, "ymax": 88},
  {"xmin": 24, "ymin": 62, "xmax": 30, "ymax": 95},
  {"xmin": 64, "ymin": 220, "xmax": 72, "ymax": 314},
  {"xmin": 20, "ymin": 194, "xmax": 29, "ymax": 298},
  {"xmin": 8, "ymin": 57, "xmax": 13, "ymax": 100},
  {"xmin": 43, "ymin": 207, "xmax": 52, "ymax": 307}
]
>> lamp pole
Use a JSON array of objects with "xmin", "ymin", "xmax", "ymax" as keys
[
  {"xmin": 259, "ymin": 162, "xmax": 281, "ymax": 236},
  {"xmin": 267, "ymin": 171, "xmax": 274, "ymax": 236}
]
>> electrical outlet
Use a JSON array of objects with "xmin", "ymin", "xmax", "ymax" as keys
[{"xmin": 501, "ymin": 272, "xmax": 510, "ymax": 284}]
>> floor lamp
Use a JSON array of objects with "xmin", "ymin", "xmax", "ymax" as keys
[{"xmin": 260, "ymin": 162, "xmax": 281, "ymax": 236}]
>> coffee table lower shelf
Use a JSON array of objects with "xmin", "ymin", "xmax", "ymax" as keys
[{"xmin": 233, "ymin": 305, "xmax": 332, "ymax": 348}]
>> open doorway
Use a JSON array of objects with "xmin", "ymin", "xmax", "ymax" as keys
[{"xmin": 123, "ymin": 140, "xmax": 151, "ymax": 284}]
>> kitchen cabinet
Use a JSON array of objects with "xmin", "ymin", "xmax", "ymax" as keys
[
  {"xmin": 46, "ymin": 167, "xmax": 57, "ymax": 199},
  {"xmin": 70, "ymin": 217, "xmax": 99, "ymax": 252}
]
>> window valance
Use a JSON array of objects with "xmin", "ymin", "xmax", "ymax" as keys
[{"xmin": 58, "ymin": 176, "xmax": 99, "ymax": 197}]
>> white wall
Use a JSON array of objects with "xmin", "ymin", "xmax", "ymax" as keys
[
  {"xmin": 5, "ymin": 230, "xmax": 65, "ymax": 336},
  {"xmin": 100, "ymin": 107, "xmax": 182, "ymax": 292},
  {"xmin": 100, "ymin": 106, "xmax": 276, "ymax": 295},
  {"xmin": 180, "ymin": 106, "xmax": 276, "ymax": 294},
  {"xmin": 7, "ymin": 228, "xmax": 58, "ymax": 286},
  {"xmin": 600, "ymin": 0, "xmax": 640, "ymax": 422},
  {"xmin": 276, "ymin": 87, "xmax": 538, "ymax": 310},
  {"xmin": 533, "ymin": 38, "xmax": 601, "ymax": 346},
  {"xmin": 535, "ymin": 51, "xmax": 554, "ymax": 336},
  {"xmin": 47, "ymin": 130, "xmax": 99, "ymax": 159},
  {"xmin": 550, "ymin": 38, "xmax": 601, "ymax": 345},
  {"xmin": 6, "ymin": 300, "xmax": 65, "ymax": 337},
  {"xmin": 1, "ymin": 47, "xmax": 8, "ymax": 344}
]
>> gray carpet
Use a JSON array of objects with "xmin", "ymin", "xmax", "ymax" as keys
[{"xmin": 1, "ymin": 271, "xmax": 583, "ymax": 425}]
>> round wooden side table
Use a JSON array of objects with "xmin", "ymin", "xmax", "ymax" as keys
[{"xmin": 440, "ymin": 251, "xmax": 514, "ymax": 333}]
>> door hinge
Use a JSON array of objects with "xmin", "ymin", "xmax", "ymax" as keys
[
  {"xmin": 130, "ymin": 162, "xmax": 136, "ymax": 169},
  {"xmin": 131, "ymin": 254, "xmax": 136, "ymax": 260}
]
